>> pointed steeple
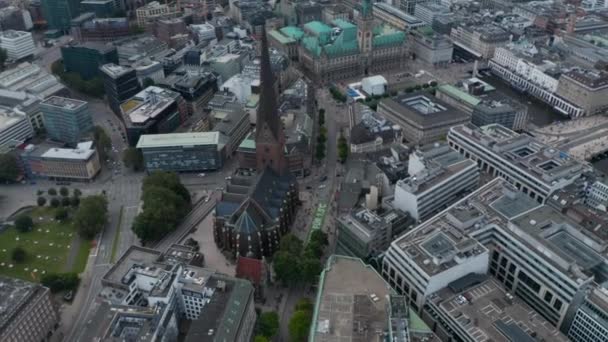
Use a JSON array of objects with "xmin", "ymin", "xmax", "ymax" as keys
[{"xmin": 256, "ymin": 25, "xmax": 282, "ymax": 142}]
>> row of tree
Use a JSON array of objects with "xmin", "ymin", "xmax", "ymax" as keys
[
  {"xmin": 132, "ymin": 172, "xmax": 191, "ymax": 243},
  {"xmin": 123, "ymin": 147, "xmax": 144, "ymax": 171},
  {"xmin": 289, "ymin": 298, "xmax": 314, "ymax": 342},
  {"xmin": 93, "ymin": 126, "xmax": 112, "ymax": 162},
  {"xmin": 0, "ymin": 153, "xmax": 19, "ymax": 182},
  {"xmin": 329, "ymin": 86, "xmax": 347, "ymax": 103},
  {"xmin": 316, "ymin": 109, "xmax": 327, "ymax": 162},
  {"xmin": 74, "ymin": 195, "xmax": 109, "ymax": 239},
  {"xmin": 254, "ymin": 311, "xmax": 279, "ymax": 342},
  {"xmin": 273, "ymin": 230, "xmax": 328, "ymax": 287},
  {"xmin": 338, "ymin": 133, "xmax": 348, "ymax": 163}
]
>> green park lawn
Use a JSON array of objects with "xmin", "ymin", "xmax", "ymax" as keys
[{"xmin": 0, "ymin": 206, "xmax": 90, "ymax": 282}]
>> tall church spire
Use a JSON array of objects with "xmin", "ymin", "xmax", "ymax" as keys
[
  {"xmin": 254, "ymin": 25, "xmax": 288, "ymax": 175},
  {"xmin": 256, "ymin": 25, "xmax": 282, "ymax": 142}
]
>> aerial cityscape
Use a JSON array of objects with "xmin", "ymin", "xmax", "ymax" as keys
[{"xmin": 1, "ymin": 0, "xmax": 608, "ymax": 341}]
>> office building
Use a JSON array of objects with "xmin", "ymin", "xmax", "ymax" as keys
[
  {"xmin": 100, "ymin": 63, "xmax": 141, "ymax": 117},
  {"xmin": 132, "ymin": 59, "xmax": 164, "ymax": 87},
  {"xmin": 586, "ymin": 180, "xmax": 608, "ymax": 211},
  {"xmin": 121, "ymin": 86, "xmax": 187, "ymax": 146},
  {"xmin": 0, "ymin": 108, "xmax": 33, "ymax": 151},
  {"xmin": 426, "ymin": 277, "xmax": 569, "ymax": 342},
  {"xmin": 410, "ymin": 27, "xmax": 453, "ymax": 67},
  {"xmin": 136, "ymin": 132, "xmax": 224, "ymax": 172},
  {"xmin": 60, "ymin": 42, "xmax": 118, "ymax": 80},
  {"xmin": 399, "ymin": 0, "xmax": 430, "ymax": 14},
  {"xmin": 19, "ymin": 141, "xmax": 101, "ymax": 181},
  {"xmin": 80, "ymin": 0, "xmax": 116, "ymax": 17},
  {"xmin": 414, "ymin": 3, "xmax": 451, "ymax": 25},
  {"xmin": 168, "ymin": 72, "xmax": 218, "ymax": 116},
  {"xmin": 0, "ymin": 62, "xmax": 66, "ymax": 100},
  {"xmin": 435, "ymin": 81, "xmax": 529, "ymax": 131},
  {"xmin": 336, "ymin": 206, "xmax": 412, "ymax": 259},
  {"xmin": 0, "ymin": 30, "xmax": 35, "ymax": 61},
  {"xmin": 394, "ymin": 142, "xmax": 479, "ymax": 221},
  {"xmin": 85, "ymin": 245, "xmax": 256, "ymax": 342},
  {"xmin": 41, "ymin": 0, "xmax": 81, "ymax": 31},
  {"xmin": 70, "ymin": 15, "xmax": 131, "ymax": 43},
  {"xmin": 322, "ymin": 4, "xmax": 350, "ymax": 23},
  {"xmin": 450, "ymin": 24, "xmax": 510, "ymax": 59},
  {"xmin": 447, "ymin": 123, "xmax": 587, "ymax": 203},
  {"xmin": 299, "ymin": 1, "xmax": 408, "ymax": 83},
  {"xmin": 556, "ymin": 69, "xmax": 608, "ymax": 117},
  {"xmin": 373, "ymin": 2, "xmax": 425, "ymax": 31},
  {"xmin": 212, "ymin": 107, "xmax": 250, "ymax": 157},
  {"xmin": 378, "ymin": 93, "xmax": 470, "ymax": 145},
  {"xmin": 310, "ymin": 255, "xmax": 435, "ymax": 341},
  {"xmin": 135, "ymin": 1, "xmax": 180, "ymax": 28},
  {"xmin": 0, "ymin": 6, "xmax": 33, "ymax": 31},
  {"xmin": 0, "ymin": 276, "xmax": 58, "ymax": 342},
  {"xmin": 567, "ymin": 287, "xmax": 608, "ymax": 342},
  {"xmin": 383, "ymin": 178, "xmax": 608, "ymax": 332},
  {"xmin": 154, "ymin": 18, "xmax": 188, "ymax": 49},
  {"xmin": 41, "ymin": 96, "xmax": 93, "ymax": 144}
]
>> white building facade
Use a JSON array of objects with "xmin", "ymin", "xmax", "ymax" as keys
[{"xmin": 0, "ymin": 30, "xmax": 35, "ymax": 61}]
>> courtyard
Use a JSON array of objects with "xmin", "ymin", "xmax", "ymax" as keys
[{"xmin": 0, "ymin": 206, "xmax": 90, "ymax": 281}]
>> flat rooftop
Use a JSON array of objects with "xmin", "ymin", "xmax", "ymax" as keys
[
  {"xmin": 102, "ymin": 246, "xmax": 162, "ymax": 286},
  {"xmin": 379, "ymin": 93, "xmax": 469, "ymax": 127},
  {"xmin": 100, "ymin": 63, "xmax": 133, "ymax": 78},
  {"xmin": 136, "ymin": 132, "xmax": 220, "ymax": 149},
  {"xmin": 398, "ymin": 156, "xmax": 475, "ymax": 195},
  {"xmin": 0, "ymin": 276, "xmax": 40, "ymax": 331},
  {"xmin": 449, "ymin": 124, "xmax": 586, "ymax": 186},
  {"xmin": 0, "ymin": 110, "xmax": 27, "ymax": 129},
  {"xmin": 41, "ymin": 144, "xmax": 95, "ymax": 160},
  {"xmin": 430, "ymin": 279, "xmax": 569, "ymax": 342},
  {"xmin": 0, "ymin": 30, "xmax": 30, "ymax": 39},
  {"xmin": 40, "ymin": 96, "xmax": 87, "ymax": 111},
  {"xmin": 313, "ymin": 256, "xmax": 393, "ymax": 341}
]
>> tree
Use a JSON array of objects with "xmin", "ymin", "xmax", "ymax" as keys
[
  {"xmin": 73, "ymin": 188, "xmax": 82, "ymax": 197},
  {"xmin": 143, "ymin": 77, "xmax": 155, "ymax": 88},
  {"xmin": 50, "ymin": 198, "xmax": 60, "ymax": 208},
  {"xmin": 94, "ymin": 126, "xmax": 112, "ymax": 161},
  {"xmin": 0, "ymin": 153, "xmax": 19, "ymax": 182},
  {"xmin": 14, "ymin": 215, "xmax": 33, "ymax": 233},
  {"xmin": 185, "ymin": 237, "xmax": 200, "ymax": 251},
  {"xmin": 315, "ymin": 144, "xmax": 325, "ymax": 161},
  {"xmin": 254, "ymin": 336, "xmax": 270, "ymax": 342},
  {"xmin": 133, "ymin": 172, "xmax": 191, "ymax": 242},
  {"xmin": 338, "ymin": 134, "xmax": 348, "ymax": 163},
  {"xmin": 61, "ymin": 196, "xmax": 71, "ymax": 207},
  {"xmin": 11, "ymin": 247, "xmax": 26, "ymax": 263},
  {"xmin": 257, "ymin": 311, "xmax": 280, "ymax": 338},
  {"xmin": 73, "ymin": 195, "xmax": 108, "ymax": 239},
  {"xmin": 48, "ymin": 188, "xmax": 57, "ymax": 196},
  {"xmin": 279, "ymin": 234, "xmax": 303, "ymax": 255},
  {"xmin": 41, "ymin": 272, "xmax": 79, "ymax": 293},
  {"xmin": 0, "ymin": 48, "xmax": 7, "ymax": 70},
  {"xmin": 55, "ymin": 208, "xmax": 68, "ymax": 221},
  {"xmin": 318, "ymin": 109, "xmax": 325, "ymax": 126},
  {"xmin": 123, "ymin": 147, "xmax": 144, "ymax": 171},
  {"xmin": 309, "ymin": 230, "xmax": 328, "ymax": 247},
  {"xmin": 70, "ymin": 196, "xmax": 80, "ymax": 207},
  {"xmin": 316, "ymin": 133, "xmax": 326, "ymax": 144},
  {"xmin": 430, "ymin": 81, "xmax": 438, "ymax": 87},
  {"xmin": 295, "ymin": 298, "xmax": 313, "ymax": 312},
  {"xmin": 59, "ymin": 187, "xmax": 69, "ymax": 197},
  {"xmin": 37, "ymin": 196, "xmax": 47, "ymax": 206},
  {"xmin": 289, "ymin": 309, "xmax": 312, "ymax": 342},
  {"xmin": 273, "ymin": 250, "xmax": 301, "ymax": 286},
  {"xmin": 301, "ymin": 257, "xmax": 322, "ymax": 283}
]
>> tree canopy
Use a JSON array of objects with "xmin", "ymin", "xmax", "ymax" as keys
[
  {"xmin": 133, "ymin": 172, "xmax": 191, "ymax": 243},
  {"xmin": 273, "ymin": 233, "xmax": 326, "ymax": 286},
  {"xmin": 257, "ymin": 311, "xmax": 279, "ymax": 338},
  {"xmin": 289, "ymin": 301, "xmax": 313, "ymax": 342},
  {"xmin": 0, "ymin": 153, "xmax": 19, "ymax": 182},
  {"xmin": 93, "ymin": 126, "xmax": 112, "ymax": 161},
  {"xmin": 15, "ymin": 215, "xmax": 33, "ymax": 233},
  {"xmin": 12, "ymin": 247, "xmax": 26, "ymax": 263},
  {"xmin": 41, "ymin": 272, "xmax": 79, "ymax": 293},
  {"xmin": 123, "ymin": 147, "xmax": 144, "ymax": 171},
  {"xmin": 73, "ymin": 195, "xmax": 108, "ymax": 239}
]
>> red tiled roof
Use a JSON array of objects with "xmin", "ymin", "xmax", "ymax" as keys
[{"xmin": 236, "ymin": 256, "xmax": 264, "ymax": 285}]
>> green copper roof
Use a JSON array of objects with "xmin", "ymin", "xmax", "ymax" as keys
[
  {"xmin": 332, "ymin": 19, "xmax": 356, "ymax": 30},
  {"xmin": 438, "ymin": 84, "xmax": 481, "ymax": 106},
  {"xmin": 268, "ymin": 29, "xmax": 295, "ymax": 44},
  {"xmin": 373, "ymin": 31, "xmax": 406, "ymax": 47},
  {"xmin": 280, "ymin": 26, "xmax": 304, "ymax": 40},
  {"xmin": 417, "ymin": 25, "xmax": 436, "ymax": 37},
  {"xmin": 302, "ymin": 36, "xmax": 322, "ymax": 57},
  {"xmin": 304, "ymin": 21, "xmax": 332, "ymax": 35}
]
